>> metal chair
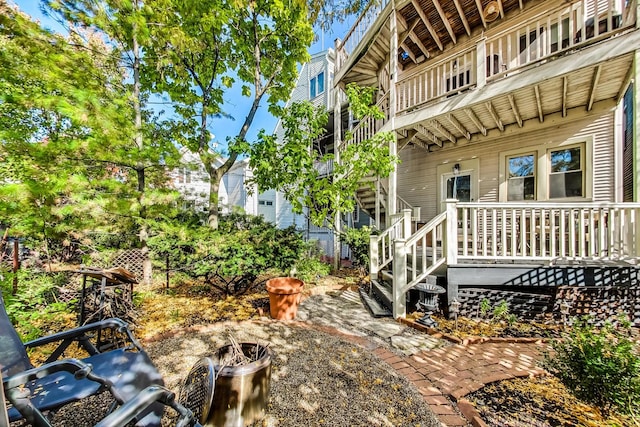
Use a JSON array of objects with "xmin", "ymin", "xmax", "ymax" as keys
[{"xmin": 0, "ymin": 290, "xmax": 192, "ymax": 426}]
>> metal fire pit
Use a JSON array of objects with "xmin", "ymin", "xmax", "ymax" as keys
[
  {"xmin": 415, "ymin": 283, "xmax": 446, "ymax": 328},
  {"xmin": 180, "ymin": 343, "xmax": 271, "ymax": 427}
]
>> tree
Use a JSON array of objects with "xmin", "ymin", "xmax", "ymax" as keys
[
  {"xmin": 42, "ymin": 0, "xmax": 181, "ymax": 279},
  {"xmin": 142, "ymin": 0, "xmax": 313, "ymax": 229},
  {"xmin": 249, "ymin": 83, "xmax": 397, "ymax": 232},
  {"xmin": 0, "ymin": 2, "xmax": 179, "ymax": 269}
]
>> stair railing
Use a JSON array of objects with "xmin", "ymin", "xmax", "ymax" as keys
[
  {"xmin": 369, "ymin": 209, "xmax": 412, "ymax": 281},
  {"xmin": 391, "ymin": 200, "xmax": 458, "ymax": 318}
]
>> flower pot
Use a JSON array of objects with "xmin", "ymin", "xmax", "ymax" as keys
[{"xmin": 265, "ymin": 277, "xmax": 304, "ymax": 320}]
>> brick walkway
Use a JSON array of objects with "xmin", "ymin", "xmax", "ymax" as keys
[
  {"xmin": 373, "ymin": 342, "xmax": 547, "ymax": 426},
  {"xmin": 298, "ymin": 291, "xmax": 548, "ymax": 427}
]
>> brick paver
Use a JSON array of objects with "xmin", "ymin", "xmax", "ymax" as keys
[{"xmin": 297, "ymin": 291, "xmax": 549, "ymax": 427}]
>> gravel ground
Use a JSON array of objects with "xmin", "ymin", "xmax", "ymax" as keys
[
  {"xmin": 36, "ymin": 319, "xmax": 441, "ymax": 427},
  {"xmin": 148, "ymin": 320, "xmax": 441, "ymax": 427}
]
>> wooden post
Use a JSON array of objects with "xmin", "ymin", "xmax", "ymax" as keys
[
  {"xmin": 369, "ymin": 234, "xmax": 379, "ymax": 280},
  {"xmin": 388, "ymin": 3, "xmax": 398, "ymax": 219},
  {"xmin": 402, "ymin": 208, "xmax": 412, "ymax": 239},
  {"xmin": 333, "ymin": 83, "xmax": 343, "ymax": 271},
  {"xmin": 393, "ymin": 237, "xmax": 407, "ymax": 318},
  {"xmin": 476, "ymin": 37, "xmax": 487, "ymax": 90},
  {"xmin": 12, "ymin": 240, "xmax": 19, "ymax": 295},
  {"xmin": 445, "ymin": 199, "xmax": 458, "ymax": 266}
]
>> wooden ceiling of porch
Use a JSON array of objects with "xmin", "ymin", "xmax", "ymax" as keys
[{"xmin": 398, "ymin": 0, "xmax": 527, "ymax": 69}]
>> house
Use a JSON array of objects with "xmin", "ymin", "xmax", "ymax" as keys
[
  {"xmin": 269, "ymin": 49, "xmax": 372, "ymax": 260},
  {"xmin": 333, "ymin": 0, "xmax": 640, "ymax": 323},
  {"xmin": 171, "ymin": 148, "xmax": 258, "ymax": 216}
]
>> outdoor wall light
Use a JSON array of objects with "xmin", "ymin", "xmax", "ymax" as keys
[{"xmin": 453, "ymin": 163, "xmax": 460, "ymax": 175}]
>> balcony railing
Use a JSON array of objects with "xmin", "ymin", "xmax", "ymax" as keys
[
  {"xmin": 395, "ymin": 0, "xmax": 633, "ymax": 113},
  {"xmin": 335, "ymin": 0, "xmax": 390, "ymax": 72},
  {"xmin": 341, "ymin": 91, "xmax": 390, "ymax": 150}
]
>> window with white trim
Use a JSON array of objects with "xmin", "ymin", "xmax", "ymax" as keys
[
  {"xmin": 310, "ymin": 71, "xmax": 325, "ymax": 98},
  {"xmin": 500, "ymin": 141, "xmax": 588, "ymax": 201},
  {"xmin": 548, "ymin": 145, "xmax": 584, "ymax": 199},
  {"xmin": 507, "ymin": 153, "xmax": 535, "ymax": 201}
]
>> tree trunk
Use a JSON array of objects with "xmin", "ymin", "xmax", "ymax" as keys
[{"xmin": 208, "ymin": 177, "xmax": 221, "ymax": 229}]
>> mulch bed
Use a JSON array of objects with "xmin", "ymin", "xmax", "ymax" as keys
[{"xmin": 466, "ymin": 376, "xmax": 633, "ymax": 427}]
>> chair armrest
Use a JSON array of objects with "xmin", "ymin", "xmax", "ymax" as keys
[
  {"xmin": 94, "ymin": 386, "xmax": 200, "ymax": 427},
  {"xmin": 2, "ymin": 358, "xmax": 111, "ymax": 391},
  {"xmin": 24, "ymin": 318, "xmax": 144, "ymax": 353}
]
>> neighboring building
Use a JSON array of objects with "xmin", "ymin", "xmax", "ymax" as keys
[
  {"xmin": 334, "ymin": 0, "xmax": 640, "ymax": 322},
  {"xmin": 171, "ymin": 148, "xmax": 258, "ymax": 216},
  {"xmin": 270, "ymin": 48, "xmax": 372, "ymax": 259}
]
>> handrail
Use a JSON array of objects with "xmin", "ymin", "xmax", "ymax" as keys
[{"xmin": 342, "ymin": 91, "xmax": 390, "ymax": 151}]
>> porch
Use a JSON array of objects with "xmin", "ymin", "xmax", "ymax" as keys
[{"xmin": 369, "ymin": 201, "xmax": 640, "ymax": 320}]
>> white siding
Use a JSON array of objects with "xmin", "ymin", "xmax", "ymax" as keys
[{"xmin": 398, "ymin": 108, "xmax": 616, "ymax": 222}]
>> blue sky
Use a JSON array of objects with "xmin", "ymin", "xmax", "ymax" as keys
[{"xmin": 11, "ymin": 1, "xmax": 352, "ymax": 151}]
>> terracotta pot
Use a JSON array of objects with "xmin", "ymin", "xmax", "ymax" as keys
[{"xmin": 265, "ymin": 277, "xmax": 304, "ymax": 320}]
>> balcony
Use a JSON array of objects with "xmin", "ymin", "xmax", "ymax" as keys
[{"xmin": 396, "ymin": 0, "xmax": 633, "ymax": 114}]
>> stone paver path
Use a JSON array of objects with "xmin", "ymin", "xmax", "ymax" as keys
[{"xmin": 298, "ymin": 289, "xmax": 548, "ymax": 427}]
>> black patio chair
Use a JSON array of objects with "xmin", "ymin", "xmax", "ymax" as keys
[{"xmin": 0, "ymin": 290, "xmax": 191, "ymax": 426}]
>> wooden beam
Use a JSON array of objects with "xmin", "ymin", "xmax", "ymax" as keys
[
  {"xmin": 465, "ymin": 108, "xmax": 487, "ymax": 136},
  {"xmin": 486, "ymin": 101, "xmax": 504, "ymax": 131},
  {"xmin": 398, "ymin": 129, "xmax": 418, "ymax": 150},
  {"xmin": 400, "ymin": 42, "xmax": 417, "ymax": 63},
  {"xmin": 446, "ymin": 114, "xmax": 471, "ymax": 140},
  {"xmin": 452, "ymin": 0, "xmax": 471, "ymax": 36},
  {"xmin": 616, "ymin": 61, "xmax": 634, "ymax": 103},
  {"xmin": 518, "ymin": 0, "xmax": 524, "ymax": 9},
  {"xmin": 411, "ymin": 0, "xmax": 443, "ymax": 50},
  {"xmin": 399, "ymin": 18, "xmax": 420, "ymax": 45},
  {"xmin": 587, "ymin": 65, "xmax": 602, "ymax": 111},
  {"xmin": 432, "ymin": 0, "xmax": 456, "ymax": 44},
  {"xmin": 428, "ymin": 120, "xmax": 457, "ymax": 144},
  {"xmin": 475, "ymin": 0, "xmax": 487, "ymax": 28},
  {"xmin": 415, "ymin": 124, "xmax": 442, "ymax": 147},
  {"xmin": 562, "ymin": 76, "xmax": 568, "ymax": 117},
  {"xmin": 534, "ymin": 85, "xmax": 544, "ymax": 122},
  {"xmin": 508, "ymin": 94, "xmax": 523, "ymax": 128},
  {"xmin": 409, "ymin": 32, "xmax": 430, "ymax": 59},
  {"xmin": 496, "ymin": 0, "xmax": 505, "ymax": 18}
]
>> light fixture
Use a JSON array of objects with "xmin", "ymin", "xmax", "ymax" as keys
[
  {"xmin": 453, "ymin": 163, "xmax": 460, "ymax": 175},
  {"xmin": 483, "ymin": 1, "xmax": 500, "ymax": 23}
]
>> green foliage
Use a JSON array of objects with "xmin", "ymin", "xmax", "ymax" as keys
[
  {"xmin": 492, "ymin": 300, "xmax": 509, "ymax": 319},
  {"xmin": 250, "ymin": 83, "xmax": 398, "ymax": 231},
  {"xmin": 148, "ymin": 213, "xmax": 306, "ymax": 295},
  {"xmin": 293, "ymin": 243, "xmax": 331, "ymax": 283},
  {"xmin": 479, "ymin": 298, "xmax": 491, "ymax": 317},
  {"xmin": 343, "ymin": 226, "xmax": 371, "ymax": 268},
  {"xmin": 543, "ymin": 317, "xmax": 640, "ymax": 416},
  {"xmin": 1, "ymin": 270, "xmax": 73, "ymax": 341}
]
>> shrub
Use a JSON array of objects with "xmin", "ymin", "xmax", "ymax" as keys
[
  {"xmin": 542, "ymin": 316, "xmax": 640, "ymax": 416},
  {"xmin": 294, "ymin": 245, "xmax": 331, "ymax": 283},
  {"xmin": 343, "ymin": 226, "xmax": 371, "ymax": 268},
  {"xmin": 149, "ymin": 213, "xmax": 307, "ymax": 295}
]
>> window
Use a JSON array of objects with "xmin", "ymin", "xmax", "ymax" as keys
[
  {"xmin": 507, "ymin": 154, "xmax": 535, "ymax": 201},
  {"xmin": 258, "ymin": 200, "xmax": 273, "ymax": 206},
  {"xmin": 176, "ymin": 167, "xmax": 191, "ymax": 184},
  {"xmin": 549, "ymin": 146, "xmax": 583, "ymax": 198},
  {"xmin": 310, "ymin": 71, "xmax": 325, "ymax": 98},
  {"xmin": 500, "ymin": 140, "xmax": 590, "ymax": 202},
  {"xmin": 446, "ymin": 174, "xmax": 471, "ymax": 202}
]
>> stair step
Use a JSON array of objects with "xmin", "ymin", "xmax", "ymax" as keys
[
  {"xmin": 371, "ymin": 279, "xmax": 393, "ymax": 310},
  {"xmin": 359, "ymin": 287, "xmax": 392, "ymax": 318}
]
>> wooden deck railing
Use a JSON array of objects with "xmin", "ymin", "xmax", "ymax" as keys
[
  {"xmin": 342, "ymin": 92, "xmax": 390, "ymax": 150},
  {"xmin": 372, "ymin": 200, "xmax": 640, "ymax": 318},
  {"xmin": 456, "ymin": 202, "xmax": 640, "ymax": 261},
  {"xmin": 395, "ymin": 0, "xmax": 633, "ymax": 113}
]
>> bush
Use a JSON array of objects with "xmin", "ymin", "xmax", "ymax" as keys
[
  {"xmin": 149, "ymin": 213, "xmax": 307, "ymax": 295},
  {"xmin": 294, "ymin": 244, "xmax": 331, "ymax": 283},
  {"xmin": 343, "ymin": 226, "xmax": 371, "ymax": 268},
  {"xmin": 543, "ymin": 316, "xmax": 640, "ymax": 415}
]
